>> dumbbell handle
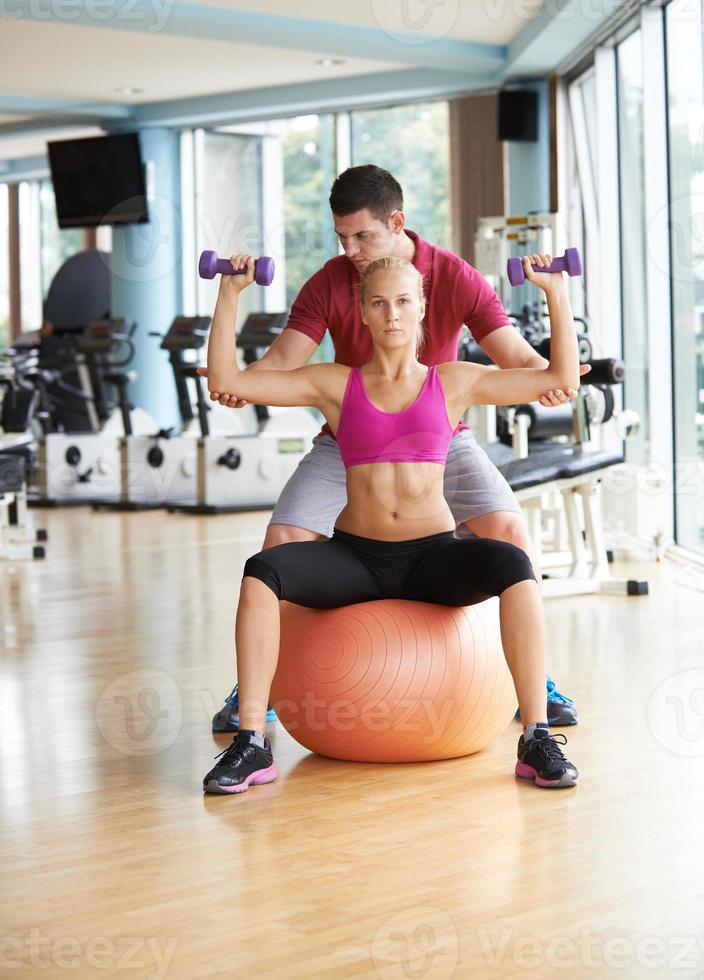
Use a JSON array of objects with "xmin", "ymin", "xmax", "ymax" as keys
[
  {"xmin": 198, "ymin": 250, "xmax": 275, "ymax": 287},
  {"xmin": 507, "ymin": 247, "xmax": 582, "ymax": 287}
]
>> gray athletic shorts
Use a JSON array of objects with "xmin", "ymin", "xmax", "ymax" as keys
[{"xmin": 270, "ymin": 430, "xmax": 521, "ymax": 539}]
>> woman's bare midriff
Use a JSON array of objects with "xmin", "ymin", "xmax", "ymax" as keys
[{"xmin": 334, "ymin": 462, "xmax": 455, "ymax": 541}]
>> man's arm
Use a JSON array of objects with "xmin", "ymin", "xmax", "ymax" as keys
[
  {"xmin": 479, "ymin": 325, "xmax": 589, "ymax": 404},
  {"xmin": 254, "ymin": 328, "xmax": 320, "ymax": 372},
  {"xmin": 479, "ymin": 325, "xmax": 547, "ymax": 370}
]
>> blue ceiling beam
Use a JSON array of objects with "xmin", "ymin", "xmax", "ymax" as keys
[
  {"xmin": 0, "ymin": 95, "xmax": 133, "ymax": 119},
  {"xmin": 130, "ymin": 68, "xmax": 494, "ymax": 128},
  {"xmin": 500, "ymin": 0, "xmax": 628, "ymax": 79},
  {"xmin": 0, "ymin": 154, "xmax": 50, "ymax": 182},
  {"xmin": 3, "ymin": 1, "xmax": 507, "ymax": 74},
  {"xmin": 0, "ymin": 117, "xmax": 115, "ymax": 140}
]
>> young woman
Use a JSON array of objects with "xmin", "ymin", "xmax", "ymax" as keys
[{"xmin": 203, "ymin": 252, "xmax": 580, "ymax": 794}]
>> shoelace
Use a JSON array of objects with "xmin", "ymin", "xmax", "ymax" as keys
[
  {"xmin": 223, "ymin": 685, "xmax": 239, "ymax": 707},
  {"xmin": 546, "ymin": 677, "xmax": 574, "ymax": 706},
  {"xmin": 528, "ymin": 732, "xmax": 571, "ymax": 766},
  {"xmin": 212, "ymin": 738, "xmax": 246, "ymax": 766}
]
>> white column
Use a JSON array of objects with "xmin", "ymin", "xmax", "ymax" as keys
[
  {"xmin": 261, "ymin": 133, "xmax": 286, "ymax": 313},
  {"xmin": 641, "ymin": 5, "xmax": 674, "ymax": 541}
]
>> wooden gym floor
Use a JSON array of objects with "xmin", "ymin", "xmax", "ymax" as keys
[{"xmin": 1, "ymin": 507, "xmax": 703, "ymax": 979}]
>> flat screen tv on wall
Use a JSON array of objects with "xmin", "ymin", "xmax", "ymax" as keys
[{"xmin": 48, "ymin": 132, "xmax": 149, "ymax": 229}]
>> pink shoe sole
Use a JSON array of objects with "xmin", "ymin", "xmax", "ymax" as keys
[
  {"xmin": 204, "ymin": 764, "xmax": 278, "ymax": 795},
  {"xmin": 515, "ymin": 761, "xmax": 578, "ymax": 788}
]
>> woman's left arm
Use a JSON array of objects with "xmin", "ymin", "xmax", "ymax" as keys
[{"xmin": 452, "ymin": 254, "xmax": 580, "ymax": 408}]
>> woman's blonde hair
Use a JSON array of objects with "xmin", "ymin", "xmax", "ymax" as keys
[{"xmin": 360, "ymin": 257, "xmax": 426, "ymax": 354}]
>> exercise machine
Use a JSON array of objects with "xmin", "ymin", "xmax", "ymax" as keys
[
  {"xmin": 1, "ymin": 345, "xmax": 47, "ymax": 559},
  {"xmin": 474, "ymin": 211, "xmax": 567, "ymax": 309},
  {"xmin": 110, "ymin": 316, "xmax": 211, "ymax": 509},
  {"xmin": 0, "ymin": 344, "xmax": 47, "ymax": 559},
  {"xmin": 32, "ymin": 319, "xmax": 156, "ymax": 505}
]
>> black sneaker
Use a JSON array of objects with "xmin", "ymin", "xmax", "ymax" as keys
[
  {"xmin": 515, "ymin": 730, "xmax": 578, "ymax": 788},
  {"xmin": 203, "ymin": 732, "xmax": 278, "ymax": 795}
]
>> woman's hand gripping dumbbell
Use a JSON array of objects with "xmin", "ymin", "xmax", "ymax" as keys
[
  {"xmin": 197, "ymin": 252, "xmax": 272, "ymax": 407},
  {"xmin": 510, "ymin": 249, "xmax": 590, "ymax": 405},
  {"xmin": 198, "ymin": 250, "xmax": 275, "ymax": 287},
  {"xmin": 507, "ymin": 247, "xmax": 581, "ymax": 287}
]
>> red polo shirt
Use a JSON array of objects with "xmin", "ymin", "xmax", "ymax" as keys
[{"xmin": 285, "ymin": 230, "xmax": 510, "ymax": 366}]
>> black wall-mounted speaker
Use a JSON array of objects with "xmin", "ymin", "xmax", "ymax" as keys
[{"xmin": 498, "ymin": 90, "xmax": 539, "ymax": 142}]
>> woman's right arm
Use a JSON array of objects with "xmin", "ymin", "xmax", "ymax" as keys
[{"xmin": 206, "ymin": 254, "xmax": 333, "ymax": 410}]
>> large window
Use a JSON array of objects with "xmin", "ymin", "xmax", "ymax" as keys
[
  {"xmin": 192, "ymin": 103, "xmax": 451, "ymax": 347},
  {"xmin": 18, "ymin": 182, "xmax": 42, "ymax": 332},
  {"xmin": 0, "ymin": 184, "xmax": 8, "ymax": 349},
  {"xmin": 667, "ymin": 0, "xmax": 704, "ymax": 553},
  {"xmin": 566, "ymin": 69, "xmax": 597, "ymax": 323},
  {"xmin": 617, "ymin": 28, "xmax": 650, "ymax": 465},
  {"xmin": 195, "ymin": 130, "xmax": 265, "ymax": 325},
  {"xmin": 282, "ymin": 114, "xmax": 337, "ymax": 310},
  {"xmin": 39, "ymin": 181, "xmax": 82, "ymax": 299},
  {"xmin": 350, "ymin": 101, "xmax": 450, "ymax": 248}
]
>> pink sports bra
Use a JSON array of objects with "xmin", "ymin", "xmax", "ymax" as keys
[{"xmin": 336, "ymin": 366, "xmax": 454, "ymax": 469}]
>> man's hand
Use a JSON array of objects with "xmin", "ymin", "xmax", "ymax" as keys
[
  {"xmin": 538, "ymin": 363, "xmax": 591, "ymax": 407},
  {"xmin": 196, "ymin": 367, "xmax": 248, "ymax": 408}
]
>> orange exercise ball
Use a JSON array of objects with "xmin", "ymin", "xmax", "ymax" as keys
[{"xmin": 270, "ymin": 598, "xmax": 517, "ymax": 763}]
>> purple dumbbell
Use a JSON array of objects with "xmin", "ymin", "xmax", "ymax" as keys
[
  {"xmin": 198, "ymin": 250, "xmax": 275, "ymax": 287},
  {"xmin": 507, "ymin": 247, "xmax": 582, "ymax": 287}
]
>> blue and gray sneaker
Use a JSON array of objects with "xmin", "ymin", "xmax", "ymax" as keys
[
  {"xmin": 212, "ymin": 685, "xmax": 278, "ymax": 733},
  {"xmin": 515, "ymin": 676, "xmax": 578, "ymax": 727}
]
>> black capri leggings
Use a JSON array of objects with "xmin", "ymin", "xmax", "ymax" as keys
[{"xmin": 243, "ymin": 528, "xmax": 535, "ymax": 609}]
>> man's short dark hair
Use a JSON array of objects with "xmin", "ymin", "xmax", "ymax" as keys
[{"xmin": 329, "ymin": 165, "xmax": 403, "ymax": 222}]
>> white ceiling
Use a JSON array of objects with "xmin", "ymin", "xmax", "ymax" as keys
[
  {"xmin": 0, "ymin": 20, "xmax": 406, "ymax": 104},
  {"xmin": 185, "ymin": 0, "xmax": 546, "ymax": 44},
  {"xmin": 0, "ymin": 0, "xmax": 547, "ymax": 164}
]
